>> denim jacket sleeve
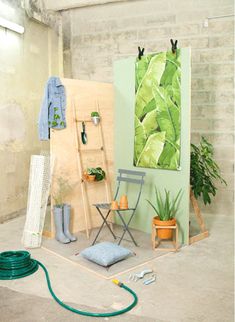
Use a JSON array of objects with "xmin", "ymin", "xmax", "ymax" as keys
[
  {"xmin": 38, "ymin": 77, "xmax": 66, "ymax": 141},
  {"xmin": 38, "ymin": 80, "xmax": 50, "ymax": 140}
]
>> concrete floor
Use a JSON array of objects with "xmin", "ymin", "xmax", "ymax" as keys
[{"xmin": 0, "ymin": 214, "xmax": 234, "ymax": 322}]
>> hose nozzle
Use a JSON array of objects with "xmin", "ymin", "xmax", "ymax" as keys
[{"xmin": 112, "ymin": 279, "xmax": 123, "ymax": 287}]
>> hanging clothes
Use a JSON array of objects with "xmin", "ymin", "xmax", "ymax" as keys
[{"xmin": 38, "ymin": 76, "xmax": 66, "ymax": 140}]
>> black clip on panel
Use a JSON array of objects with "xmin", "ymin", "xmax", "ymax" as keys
[
  {"xmin": 138, "ymin": 47, "xmax": 145, "ymax": 60},
  {"xmin": 170, "ymin": 39, "xmax": 178, "ymax": 54}
]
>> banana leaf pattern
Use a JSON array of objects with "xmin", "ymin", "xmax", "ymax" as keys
[{"xmin": 134, "ymin": 49, "xmax": 181, "ymax": 170}]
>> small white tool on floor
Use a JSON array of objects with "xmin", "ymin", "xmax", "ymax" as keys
[
  {"xmin": 143, "ymin": 274, "xmax": 156, "ymax": 285},
  {"xmin": 129, "ymin": 269, "xmax": 153, "ymax": 282}
]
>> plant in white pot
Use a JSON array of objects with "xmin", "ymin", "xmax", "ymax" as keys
[
  {"xmin": 53, "ymin": 177, "xmax": 77, "ymax": 244},
  {"xmin": 147, "ymin": 188, "xmax": 183, "ymax": 239},
  {"xmin": 91, "ymin": 111, "xmax": 100, "ymax": 125}
]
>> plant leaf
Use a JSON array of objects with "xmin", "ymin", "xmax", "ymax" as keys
[
  {"xmin": 135, "ymin": 52, "xmax": 166, "ymax": 119},
  {"xmin": 153, "ymin": 85, "xmax": 180, "ymax": 143},
  {"xmin": 160, "ymin": 50, "xmax": 181, "ymax": 87},
  {"xmin": 135, "ymin": 55, "xmax": 152, "ymax": 91},
  {"xmin": 134, "ymin": 115, "xmax": 147, "ymax": 165},
  {"xmin": 158, "ymin": 142, "xmax": 180, "ymax": 169},
  {"xmin": 137, "ymin": 132, "xmax": 166, "ymax": 168},
  {"xmin": 142, "ymin": 108, "xmax": 158, "ymax": 136}
]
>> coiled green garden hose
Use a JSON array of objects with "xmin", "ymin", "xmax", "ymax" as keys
[{"xmin": 0, "ymin": 250, "xmax": 138, "ymax": 317}]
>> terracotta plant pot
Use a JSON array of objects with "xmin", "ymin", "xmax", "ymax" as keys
[
  {"xmin": 83, "ymin": 172, "xmax": 96, "ymax": 182},
  {"xmin": 87, "ymin": 175, "xmax": 96, "ymax": 182},
  {"xmin": 119, "ymin": 202, "xmax": 128, "ymax": 209},
  {"xmin": 120, "ymin": 195, "xmax": 128, "ymax": 203},
  {"xmin": 153, "ymin": 216, "xmax": 176, "ymax": 240},
  {"xmin": 111, "ymin": 200, "xmax": 119, "ymax": 210},
  {"xmin": 119, "ymin": 195, "xmax": 128, "ymax": 209}
]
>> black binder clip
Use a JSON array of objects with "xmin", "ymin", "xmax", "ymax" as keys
[
  {"xmin": 138, "ymin": 46, "xmax": 145, "ymax": 60},
  {"xmin": 170, "ymin": 39, "xmax": 178, "ymax": 54}
]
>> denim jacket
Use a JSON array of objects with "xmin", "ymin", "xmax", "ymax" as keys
[{"xmin": 38, "ymin": 77, "xmax": 66, "ymax": 140}]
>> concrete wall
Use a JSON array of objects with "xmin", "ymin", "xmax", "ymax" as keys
[
  {"xmin": 0, "ymin": 0, "xmax": 62, "ymax": 222},
  {"xmin": 62, "ymin": 0, "xmax": 234, "ymax": 216}
]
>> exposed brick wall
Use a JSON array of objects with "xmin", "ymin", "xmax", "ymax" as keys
[{"xmin": 62, "ymin": 0, "xmax": 234, "ymax": 216}]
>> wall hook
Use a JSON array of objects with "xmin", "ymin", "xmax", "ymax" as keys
[
  {"xmin": 170, "ymin": 39, "xmax": 178, "ymax": 54},
  {"xmin": 138, "ymin": 46, "xmax": 145, "ymax": 60}
]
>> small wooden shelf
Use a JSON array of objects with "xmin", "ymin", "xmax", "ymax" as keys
[
  {"xmin": 81, "ymin": 179, "xmax": 106, "ymax": 184},
  {"xmin": 152, "ymin": 222, "xmax": 179, "ymax": 252},
  {"xmin": 78, "ymin": 147, "xmax": 103, "ymax": 152},
  {"xmin": 76, "ymin": 119, "xmax": 93, "ymax": 122}
]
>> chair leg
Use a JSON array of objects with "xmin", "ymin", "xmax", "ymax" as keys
[
  {"xmin": 117, "ymin": 212, "xmax": 138, "ymax": 246},
  {"xmin": 97, "ymin": 209, "xmax": 116, "ymax": 239},
  {"xmin": 92, "ymin": 219, "xmax": 106, "ymax": 245},
  {"xmin": 92, "ymin": 208, "xmax": 116, "ymax": 245}
]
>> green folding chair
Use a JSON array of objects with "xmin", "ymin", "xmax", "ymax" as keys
[{"xmin": 92, "ymin": 169, "xmax": 146, "ymax": 246}]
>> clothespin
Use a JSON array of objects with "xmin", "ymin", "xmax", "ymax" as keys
[
  {"xmin": 170, "ymin": 39, "xmax": 178, "ymax": 54},
  {"xmin": 138, "ymin": 46, "xmax": 145, "ymax": 60}
]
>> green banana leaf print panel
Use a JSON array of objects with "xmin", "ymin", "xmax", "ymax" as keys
[{"xmin": 134, "ymin": 49, "xmax": 181, "ymax": 170}]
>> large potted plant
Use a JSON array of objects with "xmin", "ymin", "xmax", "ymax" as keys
[
  {"xmin": 190, "ymin": 136, "xmax": 227, "ymax": 205},
  {"xmin": 147, "ymin": 188, "xmax": 182, "ymax": 239}
]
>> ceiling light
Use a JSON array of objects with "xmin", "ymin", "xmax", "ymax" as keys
[{"xmin": 0, "ymin": 17, "xmax": 24, "ymax": 34}]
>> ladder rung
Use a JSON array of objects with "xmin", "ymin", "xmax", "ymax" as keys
[
  {"xmin": 76, "ymin": 119, "xmax": 93, "ymax": 122},
  {"xmin": 81, "ymin": 179, "xmax": 106, "ymax": 183},
  {"xmin": 78, "ymin": 147, "xmax": 103, "ymax": 151}
]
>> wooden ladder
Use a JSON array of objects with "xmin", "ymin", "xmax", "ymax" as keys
[{"xmin": 72, "ymin": 99, "xmax": 112, "ymax": 238}]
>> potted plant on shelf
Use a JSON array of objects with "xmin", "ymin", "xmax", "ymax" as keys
[
  {"xmin": 83, "ymin": 169, "xmax": 96, "ymax": 182},
  {"xmin": 83, "ymin": 167, "xmax": 106, "ymax": 182},
  {"xmin": 147, "ymin": 188, "xmax": 183, "ymax": 239},
  {"xmin": 91, "ymin": 111, "xmax": 100, "ymax": 125},
  {"xmin": 190, "ymin": 136, "xmax": 227, "ymax": 205}
]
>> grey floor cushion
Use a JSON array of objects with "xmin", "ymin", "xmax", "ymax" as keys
[{"xmin": 80, "ymin": 242, "xmax": 132, "ymax": 267}]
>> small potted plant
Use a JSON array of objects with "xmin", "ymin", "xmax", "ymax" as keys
[
  {"xmin": 147, "ymin": 188, "xmax": 182, "ymax": 239},
  {"xmin": 91, "ymin": 111, "xmax": 100, "ymax": 125},
  {"xmin": 83, "ymin": 167, "xmax": 106, "ymax": 182},
  {"xmin": 83, "ymin": 169, "xmax": 96, "ymax": 182}
]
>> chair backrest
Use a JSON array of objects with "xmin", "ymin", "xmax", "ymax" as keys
[{"xmin": 114, "ymin": 169, "xmax": 146, "ymax": 209}]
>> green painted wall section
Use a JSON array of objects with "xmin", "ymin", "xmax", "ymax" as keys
[{"xmin": 113, "ymin": 48, "xmax": 191, "ymax": 244}]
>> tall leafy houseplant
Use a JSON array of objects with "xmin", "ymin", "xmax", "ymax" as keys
[
  {"xmin": 147, "ymin": 188, "xmax": 182, "ymax": 239},
  {"xmin": 190, "ymin": 137, "xmax": 227, "ymax": 205}
]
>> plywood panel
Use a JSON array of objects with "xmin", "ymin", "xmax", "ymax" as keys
[{"xmin": 50, "ymin": 78, "xmax": 114, "ymax": 234}]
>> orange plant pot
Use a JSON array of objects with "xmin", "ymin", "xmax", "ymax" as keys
[
  {"xmin": 153, "ymin": 216, "xmax": 176, "ymax": 240},
  {"xmin": 88, "ymin": 175, "xmax": 96, "ymax": 182},
  {"xmin": 84, "ymin": 174, "xmax": 96, "ymax": 182},
  {"xmin": 111, "ymin": 200, "xmax": 119, "ymax": 210},
  {"xmin": 119, "ymin": 195, "xmax": 128, "ymax": 209},
  {"xmin": 119, "ymin": 203, "xmax": 128, "ymax": 210},
  {"xmin": 120, "ymin": 195, "xmax": 128, "ymax": 202}
]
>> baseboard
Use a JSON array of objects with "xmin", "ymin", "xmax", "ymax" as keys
[{"xmin": 0, "ymin": 208, "xmax": 26, "ymax": 224}]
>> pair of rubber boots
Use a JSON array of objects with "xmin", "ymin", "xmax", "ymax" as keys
[{"xmin": 54, "ymin": 204, "xmax": 77, "ymax": 244}]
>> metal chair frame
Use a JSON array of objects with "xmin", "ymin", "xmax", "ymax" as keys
[{"xmin": 92, "ymin": 169, "xmax": 146, "ymax": 246}]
